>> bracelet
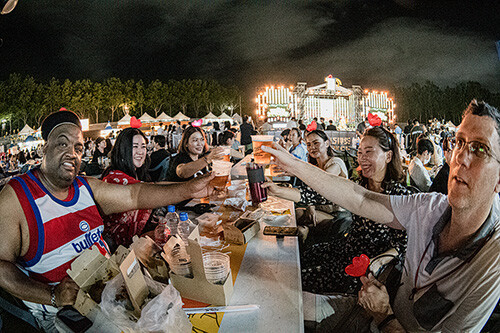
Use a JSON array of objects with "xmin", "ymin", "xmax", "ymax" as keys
[
  {"xmin": 50, "ymin": 285, "xmax": 58, "ymax": 308},
  {"xmin": 377, "ymin": 314, "xmax": 396, "ymax": 331}
]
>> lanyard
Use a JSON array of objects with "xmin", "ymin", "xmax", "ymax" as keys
[{"xmin": 409, "ymin": 231, "xmax": 493, "ymax": 301}]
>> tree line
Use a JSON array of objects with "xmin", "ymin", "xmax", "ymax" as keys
[
  {"xmin": 392, "ymin": 81, "xmax": 500, "ymax": 126},
  {"xmin": 1, "ymin": 73, "xmax": 499, "ymax": 133},
  {"xmin": 0, "ymin": 74, "xmax": 242, "ymax": 132}
]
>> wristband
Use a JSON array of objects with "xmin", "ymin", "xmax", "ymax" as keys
[
  {"xmin": 50, "ymin": 285, "xmax": 58, "ymax": 308},
  {"xmin": 377, "ymin": 314, "xmax": 396, "ymax": 331}
]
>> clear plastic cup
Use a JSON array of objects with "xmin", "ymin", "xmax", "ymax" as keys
[
  {"xmin": 202, "ymin": 252, "xmax": 230, "ymax": 285},
  {"xmin": 251, "ymin": 135, "xmax": 274, "ymax": 164},
  {"xmin": 210, "ymin": 160, "xmax": 233, "ymax": 190},
  {"xmin": 168, "ymin": 243, "xmax": 193, "ymax": 278},
  {"xmin": 220, "ymin": 146, "xmax": 231, "ymax": 161}
]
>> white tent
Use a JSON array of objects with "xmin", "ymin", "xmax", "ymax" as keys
[
  {"xmin": 173, "ymin": 112, "xmax": 190, "ymax": 121},
  {"xmin": 117, "ymin": 114, "xmax": 132, "ymax": 125},
  {"xmin": 218, "ymin": 112, "xmax": 232, "ymax": 120},
  {"xmin": 139, "ymin": 112, "xmax": 156, "ymax": 123},
  {"xmin": 232, "ymin": 113, "xmax": 242, "ymax": 124},
  {"xmin": 156, "ymin": 112, "xmax": 174, "ymax": 122},
  {"xmin": 203, "ymin": 112, "xmax": 218, "ymax": 120},
  {"xmin": 446, "ymin": 121, "xmax": 456, "ymax": 129},
  {"xmin": 203, "ymin": 112, "xmax": 219, "ymax": 120},
  {"xmin": 18, "ymin": 124, "xmax": 35, "ymax": 135}
]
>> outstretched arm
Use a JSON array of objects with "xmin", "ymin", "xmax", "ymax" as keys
[
  {"xmin": 88, "ymin": 172, "xmax": 215, "ymax": 215},
  {"xmin": 262, "ymin": 144, "xmax": 403, "ymax": 229}
]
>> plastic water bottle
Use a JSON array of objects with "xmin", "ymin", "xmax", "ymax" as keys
[
  {"xmin": 178, "ymin": 212, "xmax": 191, "ymax": 246},
  {"xmin": 154, "ymin": 216, "xmax": 170, "ymax": 247},
  {"xmin": 165, "ymin": 205, "xmax": 180, "ymax": 236}
]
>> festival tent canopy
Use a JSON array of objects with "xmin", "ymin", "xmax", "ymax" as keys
[
  {"xmin": 117, "ymin": 114, "xmax": 132, "ymax": 125},
  {"xmin": 173, "ymin": 112, "xmax": 190, "ymax": 121},
  {"xmin": 446, "ymin": 121, "xmax": 456, "ymax": 129},
  {"xmin": 218, "ymin": 112, "xmax": 232, "ymax": 120},
  {"xmin": 203, "ymin": 112, "xmax": 218, "ymax": 120},
  {"xmin": 18, "ymin": 124, "xmax": 35, "ymax": 135},
  {"xmin": 232, "ymin": 113, "xmax": 242, "ymax": 124},
  {"xmin": 104, "ymin": 121, "xmax": 113, "ymax": 130},
  {"xmin": 139, "ymin": 112, "xmax": 156, "ymax": 123},
  {"xmin": 156, "ymin": 112, "xmax": 174, "ymax": 122}
]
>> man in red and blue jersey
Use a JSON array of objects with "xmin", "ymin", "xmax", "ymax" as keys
[{"xmin": 0, "ymin": 109, "xmax": 213, "ymax": 330}]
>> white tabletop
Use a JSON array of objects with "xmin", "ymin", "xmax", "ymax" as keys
[{"xmin": 219, "ymin": 197, "xmax": 304, "ymax": 332}]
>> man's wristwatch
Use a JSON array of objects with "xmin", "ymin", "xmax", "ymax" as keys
[{"xmin": 50, "ymin": 285, "xmax": 58, "ymax": 308}]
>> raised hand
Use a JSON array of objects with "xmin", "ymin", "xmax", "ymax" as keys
[{"xmin": 187, "ymin": 172, "xmax": 215, "ymax": 198}]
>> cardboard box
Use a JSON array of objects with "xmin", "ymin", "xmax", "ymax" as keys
[
  {"xmin": 119, "ymin": 250, "xmax": 149, "ymax": 318},
  {"xmin": 223, "ymin": 216, "xmax": 260, "ymax": 245},
  {"xmin": 130, "ymin": 235, "xmax": 169, "ymax": 284},
  {"xmin": 167, "ymin": 227, "xmax": 233, "ymax": 305},
  {"xmin": 66, "ymin": 245, "xmax": 130, "ymax": 316}
]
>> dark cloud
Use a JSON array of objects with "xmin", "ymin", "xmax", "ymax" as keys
[{"xmin": 0, "ymin": 0, "xmax": 498, "ymax": 95}]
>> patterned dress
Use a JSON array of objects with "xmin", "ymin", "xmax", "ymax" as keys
[
  {"xmin": 300, "ymin": 180, "xmax": 414, "ymax": 294},
  {"xmin": 102, "ymin": 170, "xmax": 152, "ymax": 247}
]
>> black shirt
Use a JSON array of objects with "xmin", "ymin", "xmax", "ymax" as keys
[
  {"xmin": 429, "ymin": 162, "xmax": 449, "ymax": 195},
  {"xmin": 149, "ymin": 149, "xmax": 170, "ymax": 182},
  {"xmin": 166, "ymin": 152, "xmax": 208, "ymax": 182},
  {"xmin": 91, "ymin": 149, "xmax": 107, "ymax": 164},
  {"xmin": 356, "ymin": 122, "xmax": 367, "ymax": 136},
  {"xmin": 240, "ymin": 122, "xmax": 256, "ymax": 145},
  {"xmin": 326, "ymin": 124, "xmax": 337, "ymax": 131}
]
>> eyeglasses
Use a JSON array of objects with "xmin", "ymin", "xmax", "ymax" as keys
[{"xmin": 450, "ymin": 137, "xmax": 500, "ymax": 163}]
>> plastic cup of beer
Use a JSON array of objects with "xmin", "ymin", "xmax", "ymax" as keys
[
  {"xmin": 210, "ymin": 160, "xmax": 233, "ymax": 190},
  {"xmin": 221, "ymin": 146, "xmax": 231, "ymax": 161},
  {"xmin": 251, "ymin": 135, "xmax": 274, "ymax": 164}
]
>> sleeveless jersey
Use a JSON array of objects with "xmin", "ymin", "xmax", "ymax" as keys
[{"xmin": 8, "ymin": 169, "xmax": 109, "ymax": 285}]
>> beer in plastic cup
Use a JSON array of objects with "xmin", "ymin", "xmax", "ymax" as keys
[
  {"xmin": 221, "ymin": 146, "xmax": 231, "ymax": 161},
  {"xmin": 210, "ymin": 160, "xmax": 233, "ymax": 190},
  {"xmin": 251, "ymin": 135, "xmax": 274, "ymax": 164}
]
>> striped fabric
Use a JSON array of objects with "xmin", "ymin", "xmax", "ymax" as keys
[{"xmin": 9, "ymin": 168, "xmax": 109, "ymax": 286}]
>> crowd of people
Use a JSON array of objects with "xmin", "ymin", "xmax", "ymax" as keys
[{"xmin": 0, "ymin": 100, "xmax": 498, "ymax": 332}]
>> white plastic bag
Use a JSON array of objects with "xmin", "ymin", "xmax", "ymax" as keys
[
  {"xmin": 101, "ymin": 273, "xmax": 191, "ymax": 332},
  {"xmin": 136, "ymin": 284, "xmax": 191, "ymax": 333}
]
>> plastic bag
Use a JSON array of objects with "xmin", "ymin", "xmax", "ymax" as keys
[
  {"xmin": 137, "ymin": 284, "xmax": 192, "ymax": 333},
  {"xmin": 101, "ymin": 273, "xmax": 192, "ymax": 332}
]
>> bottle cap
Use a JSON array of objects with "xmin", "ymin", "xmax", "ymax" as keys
[
  {"xmin": 167, "ymin": 205, "xmax": 176, "ymax": 213},
  {"xmin": 179, "ymin": 212, "xmax": 188, "ymax": 221}
]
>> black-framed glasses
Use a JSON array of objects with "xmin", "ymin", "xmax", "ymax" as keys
[{"xmin": 449, "ymin": 137, "xmax": 500, "ymax": 163}]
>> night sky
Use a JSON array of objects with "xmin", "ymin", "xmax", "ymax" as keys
[{"xmin": 1, "ymin": 0, "xmax": 499, "ymax": 98}]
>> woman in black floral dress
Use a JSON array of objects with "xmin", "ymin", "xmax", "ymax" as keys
[{"xmin": 300, "ymin": 127, "xmax": 416, "ymax": 294}]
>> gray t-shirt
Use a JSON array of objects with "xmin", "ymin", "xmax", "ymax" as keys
[{"xmin": 390, "ymin": 193, "xmax": 500, "ymax": 332}]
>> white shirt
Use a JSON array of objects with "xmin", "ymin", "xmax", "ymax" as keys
[
  {"xmin": 409, "ymin": 157, "xmax": 432, "ymax": 192},
  {"xmin": 390, "ymin": 193, "xmax": 500, "ymax": 332}
]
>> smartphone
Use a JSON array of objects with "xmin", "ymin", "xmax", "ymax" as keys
[
  {"xmin": 263, "ymin": 226, "xmax": 299, "ymax": 237},
  {"xmin": 56, "ymin": 306, "xmax": 93, "ymax": 333}
]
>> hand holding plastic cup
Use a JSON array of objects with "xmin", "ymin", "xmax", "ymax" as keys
[
  {"xmin": 251, "ymin": 135, "xmax": 274, "ymax": 164},
  {"xmin": 210, "ymin": 160, "xmax": 233, "ymax": 190}
]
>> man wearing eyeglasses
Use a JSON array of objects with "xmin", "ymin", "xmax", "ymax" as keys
[{"xmin": 263, "ymin": 100, "xmax": 500, "ymax": 332}]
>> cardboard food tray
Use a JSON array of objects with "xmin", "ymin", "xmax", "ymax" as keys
[
  {"xmin": 66, "ymin": 245, "xmax": 130, "ymax": 316},
  {"xmin": 167, "ymin": 227, "xmax": 234, "ymax": 306},
  {"xmin": 223, "ymin": 216, "xmax": 260, "ymax": 245}
]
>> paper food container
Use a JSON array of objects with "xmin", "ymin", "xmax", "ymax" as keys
[
  {"xmin": 130, "ymin": 235, "xmax": 170, "ymax": 284},
  {"xmin": 119, "ymin": 249, "xmax": 150, "ymax": 318},
  {"xmin": 67, "ymin": 245, "xmax": 130, "ymax": 316},
  {"xmin": 167, "ymin": 226, "xmax": 233, "ymax": 306},
  {"xmin": 223, "ymin": 217, "xmax": 260, "ymax": 245}
]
